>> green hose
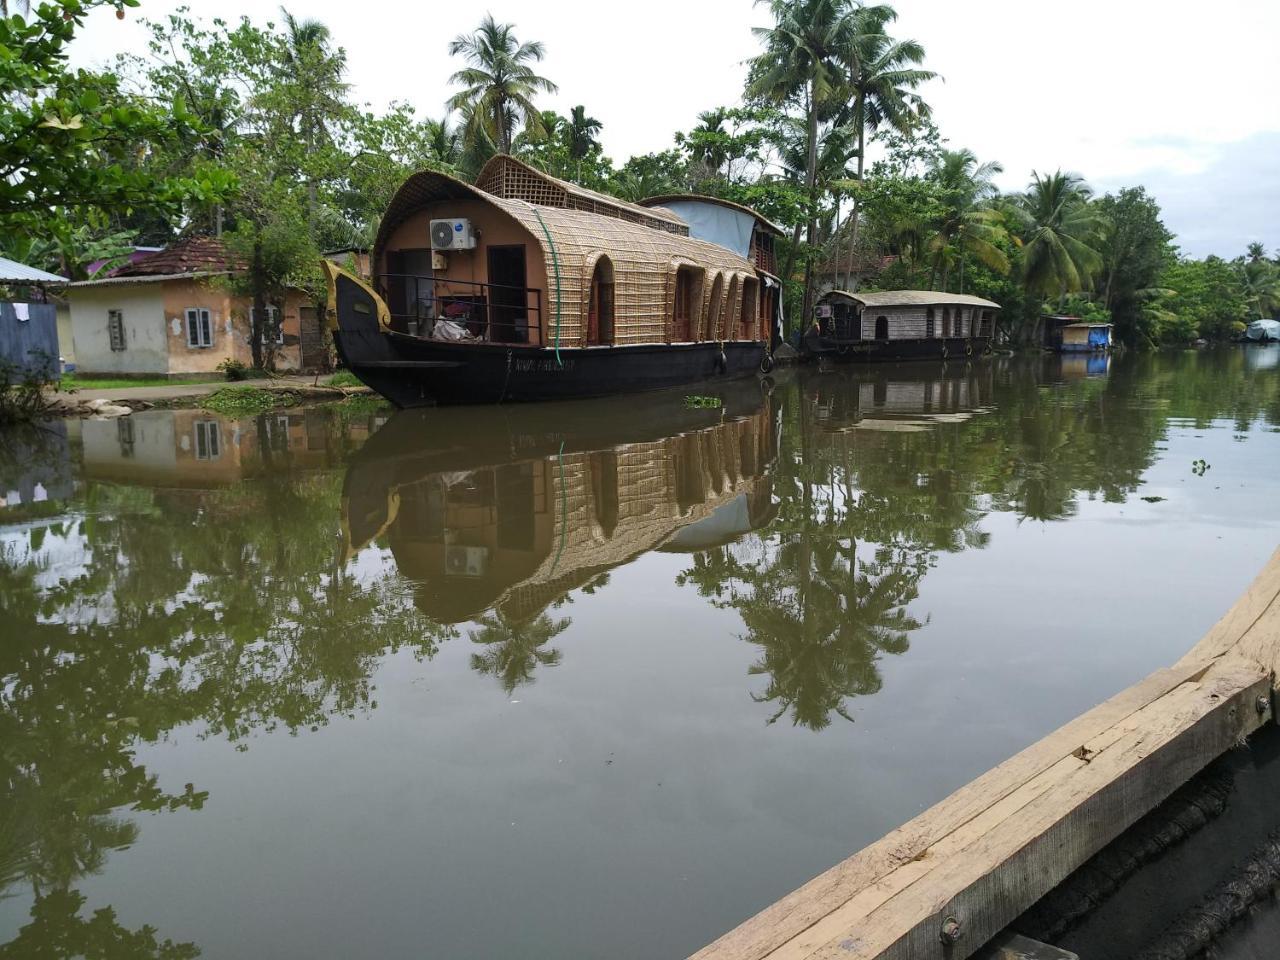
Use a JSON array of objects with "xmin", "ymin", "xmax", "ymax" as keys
[{"xmin": 531, "ymin": 207, "xmax": 564, "ymax": 367}]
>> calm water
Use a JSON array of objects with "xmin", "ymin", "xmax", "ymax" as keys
[{"xmin": 2, "ymin": 348, "xmax": 1279, "ymax": 960}]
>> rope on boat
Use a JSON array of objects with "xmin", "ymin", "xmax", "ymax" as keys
[{"xmin": 531, "ymin": 207, "xmax": 564, "ymax": 368}]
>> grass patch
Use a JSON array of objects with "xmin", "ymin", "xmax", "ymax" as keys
[
  {"xmin": 201, "ymin": 387, "xmax": 294, "ymax": 416},
  {"xmin": 63, "ymin": 374, "xmax": 209, "ymax": 390},
  {"xmin": 335, "ymin": 393, "xmax": 390, "ymax": 419},
  {"xmin": 326, "ymin": 370, "xmax": 363, "ymax": 387},
  {"xmin": 684, "ymin": 395, "xmax": 722, "ymax": 409}
]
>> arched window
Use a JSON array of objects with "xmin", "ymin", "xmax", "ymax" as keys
[
  {"xmin": 875, "ymin": 315, "xmax": 889, "ymax": 340},
  {"xmin": 672, "ymin": 266, "xmax": 702, "ymax": 342},
  {"xmin": 704, "ymin": 274, "xmax": 725, "ymax": 341},
  {"xmin": 587, "ymin": 257, "xmax": 614, "ymax": 346}
]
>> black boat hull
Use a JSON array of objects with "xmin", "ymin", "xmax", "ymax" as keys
[
  {"xmin": 324, "ymin": 260, "xmax": 769, "ymax": 407},
  {"xmin": 803, "ymin": 334, "xmax": 994, "ymax": 362},
  {"xmin": 335, "ymin": 329, "xmax": 768, "ymax": 407}
]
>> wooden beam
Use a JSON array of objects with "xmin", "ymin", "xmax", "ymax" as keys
[{"xmin": 690, "ymin": 547, "xmax": 1280, "ymax": 960}]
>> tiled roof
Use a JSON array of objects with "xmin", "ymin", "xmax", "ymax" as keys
[{"xmin": 111, "ymin": 236, "xmax": 246, "ymax": 277}]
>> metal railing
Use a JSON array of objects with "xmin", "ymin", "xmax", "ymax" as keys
[{"xmin": 377, "ymin": 274, "xmax": 543, "ymax": 346}]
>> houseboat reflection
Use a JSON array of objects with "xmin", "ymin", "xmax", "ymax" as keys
[{"xmin": 342, "ymin": 385, "xmax": 778, "ymax": 627}]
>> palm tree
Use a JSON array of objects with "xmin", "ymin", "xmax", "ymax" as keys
[
  {"xmin": 566, "ymin": 106, "xmax": 602, "ymax": 163},
  {"xmin": 424, "ymin": 115, "xmax": 462, "ymax": 167},
  {"xmin": 1015, "ymin": 171, "xmax": 1106, "ymax": 301},
  {"xmin": 837, "ymin": 5, "xmax": 935, "ymax": 290},
  {"xmin": 1247, "ymin": 242, "xmax": 1268, "ymax": 264},
  {"xmin": 279, "ymin": 8, "xmax": 350, "ymax": 227},
  {"xmin": 447, "ymin": 15, "xmax": 558, "ymax": 156},
  {"xmin": 1238, "ymin": 259, "xmax": 1280, "ymax": 319},
  {"xmin": 748, "ymin": 0, "xmax": 853, "ymax": 327},
  {"xmin": 469, "ymin": 610, "xmax": 569, "ymax": 693},
  {"xmin": 925, "ymin": 148, "xmax": 1009, "ymax": 291}
]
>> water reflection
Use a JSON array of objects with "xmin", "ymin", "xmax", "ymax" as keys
[
  {"xmin": 342, "ymin": 384, "xmax": 779, "ymax": 690},
  {"xmin": 1, "ymin": 351, "xmax": 1279, "ymax": 957}
]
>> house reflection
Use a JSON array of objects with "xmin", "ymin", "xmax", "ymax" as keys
[
  {"xmin": 79, "ymin": 408, "xmax": 387, "ymax": 487},
  {"xmin": 342, "ymin": 391, "xmax": 779, "ymax": 629}
]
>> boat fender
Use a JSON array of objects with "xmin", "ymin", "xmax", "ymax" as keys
[
  {"xmin": 716, "ymin": 349, "xmax": 728, "ymax": 374},
  {"xmin": 965, "ymin": 342, "xmax": 973, "ymax": 358},
  {"xmin": 759, "ymin": 353, "xmax": 774, "ymax": 375}
]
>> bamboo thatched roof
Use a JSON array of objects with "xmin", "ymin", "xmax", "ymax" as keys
[
  {"xmin": 476, "ymin": 155, "xmax": 688, "ymax": 235},
  {"xmin": 823, "ymin": 289, "xmax": 1000, "ymax": 310}
]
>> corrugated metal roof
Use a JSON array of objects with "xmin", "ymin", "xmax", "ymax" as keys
[
  {"xmin": 638, "ymin": 194, "xmax": 786, "ymax": 236},
  {"xmin": 68, "ymin": 270, "xmax": 230, "ymax": 288},
  {"xmin": 822, "ymin": 289, "xmax": 1000, "ymax": 309},
  {"xmin": 0, "ymin": 256, "xmax": 67, "ymax": 284}
]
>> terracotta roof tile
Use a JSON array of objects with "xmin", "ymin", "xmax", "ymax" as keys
[{"xmin": 111, "ymin": 236, "xmax": 246, "ymax": 278}]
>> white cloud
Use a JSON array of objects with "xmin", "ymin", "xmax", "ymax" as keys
[{"xmin": 70, "ymin": 0, "xmax": 1280, "ymax": 257}]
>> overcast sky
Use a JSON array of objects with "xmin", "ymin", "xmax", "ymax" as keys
[{"xmin": 71, "ymin": 0, "xmax": 1280, "ymax": 258}]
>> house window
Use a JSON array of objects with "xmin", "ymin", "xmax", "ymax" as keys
[
  {"xmin": 925, "ymin": 307, "xmax": 935, "ymax": 338},
  {"xmin": 185, "ymin": 308, "xmax": 214, "ymax": 348},
  {"xmin": 254, "ymin": 305, "xmax": 283, "ymax": 344},
  {"xmin": 117, "ymin": 417, "xmax": 135, "ymax": 458},
  {"xmin": 265, "ymin": 414, "xmax": 291, "ymax": 451},
  {"xmin": 107, "ymin": 310, "xmax": 127, "ymax": 351},
  {"xmin": 194, "ymin": 420, "xmax": 221, "ymax": 460}
]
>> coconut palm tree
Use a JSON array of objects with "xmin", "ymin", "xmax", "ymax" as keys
[
  {"xmin": 1238, "ymin": 259, "xmax": 1280, "ymax": 319},
  {"xmin": 424, "ymin": 115, "xmax": 462, "ymax": 167},
  {"xmin": 469, "ymin": 610, "xmax": 568, "ymax": 693},
  {"xmin": 1247, "ymin": 241, "xmax": 1268, "ymax": 263},
  {"xmin": 748, "ymin": 0, "xmax": 854, "ymax": 326},
  {"xmin": 566, "ymin": 106, "xmax": 602, "ymax": 162},
  {"xmin": 836, "ymin": 5, "xmax": 935, "ymax": 290},
  {"xmin": 1015, "ymin": 171, "xmax": 1106, "ymax": 301},
  {"xmin": 279, "ymin": 8, "xmax": 350, "ymax": 226},
  {"xmin": 925, "ymin": 148, "xmax": 1009, "ymax": 291},
  {"xmin": 447, "ymin": 15, "xmax": 558, "ymax": 156}
]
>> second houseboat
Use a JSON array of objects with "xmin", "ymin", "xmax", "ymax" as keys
[
  {"xmin": 325, "ymin": 155, "xmax": 785, "ymax": 406},
  {"xmin": 804, "ymin": 289, "xmax": 1000, "ymax": 361}
]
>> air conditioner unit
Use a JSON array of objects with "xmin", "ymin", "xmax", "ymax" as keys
[
  {"xmin": 430, "ymin": 218, "xmax": 477, "ymax": 251},
  {"xmin": 444, "ymin": 544, "xmax": 488, "ymax": 577}
]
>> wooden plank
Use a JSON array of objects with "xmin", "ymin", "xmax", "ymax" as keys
[
  {"xmin": 781, "ymin": 667, "xmax": 1268, "ymax": 960},
  {"xmin": 690, "ymin": 662, "xmax": 1211, "ymax": 960},
  {"xmin": 975, "ymin": 931, "xmax": 1078, "ymax": 960},
  {"xmin": 1177, "ymin": 546, "xmax": 1280, "ymax": 667},
  {"xmin": 691, "ymin": 547, "xmax": 1280, "ymax": 960}
]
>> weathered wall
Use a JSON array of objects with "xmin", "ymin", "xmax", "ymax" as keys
[
  {"xmin": 68, "ymin": 285, "xmax": 168, "ymax": 375},
  {"xmin": 0, "ymin": 301, "xmax": 60, "ymax": 374},
  {"xmin": 55, "ymin": 301, "xmax": 74, "ymax": 366}
]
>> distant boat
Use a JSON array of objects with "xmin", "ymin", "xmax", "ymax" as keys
[
  {"xmin": 324, "ymin": 155, "xmax": 785, "ymax": 407},
  {"xmin": 803, "ymin": 290, "xmax": 999, "ymax": 361},
  {"xmin": 1244, "ymin": 318, "xmax": 1280, "ymax": 342}
]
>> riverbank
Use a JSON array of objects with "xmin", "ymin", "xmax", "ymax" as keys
[{"xmin": 41, "ymin": 375, "xmax": 376, "ymax": 418}]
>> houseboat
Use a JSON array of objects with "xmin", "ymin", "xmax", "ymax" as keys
[
  {"xmin": 324, "ymin": 155, "xmax": 784, "ymax": 406},
  {"xmin": 1043, "ymin": 314, "xmax": 1114, "ymax": 353},
  {"xmin": 803, "ymin": 290, "xmax": 999, "ymax": 361}
]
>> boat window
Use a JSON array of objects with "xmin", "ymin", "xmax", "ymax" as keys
[
  {"xmin": 673, "ymin": 267, "xmax": 697, "ymax": 342},
  {"xmin": 926, "ymin": 307, "xmax": 935, "ymax": 338},
  {"xmin": 740, "ymin": 279, "xmax": 758, "ymax": 340},
  {"xmin": 587, "ymin": 257, "xmax": 615, "ymax": 346},
  {"xmin": 705, "ymin": 274, "xmax": 725, "ymax": 341},
  {"xmin": 875, "ymin": 315, "xmax": 889, "ymax": 340},
  {"xmin": 942, "ymin": 307, "xmax": 951, "ymax": 338}
]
